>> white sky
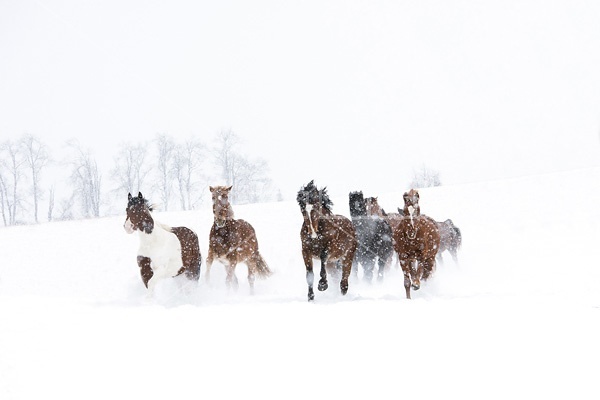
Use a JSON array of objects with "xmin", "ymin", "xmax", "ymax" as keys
[{"xmin": 1, "ymin": 0, "xmax": 599, "ymax": 199}]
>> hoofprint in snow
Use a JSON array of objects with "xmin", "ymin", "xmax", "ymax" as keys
[{"xmin": 1, "ymin": 168, "xmax": 599, "ymax": 399}]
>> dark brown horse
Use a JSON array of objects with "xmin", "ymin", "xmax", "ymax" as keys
[
  {"xmin": 205, "ymin": 185, "xmax": 271, "ymax": 293},
  {"xmin": 436, "ymin": 219, "xmax": 462, "ymax": 264},
  {"xmin": 392, "ymin": 189, "xmax": 440, "ymax": 299},
  {"xmin": 124, "ymin": 192, "xmax": 201, "ymax": 291},
  {"xmin": 365, "ymin": 196, "xmax": 403, "ymax": 236},
  {"xmin": 297, "ymin": 181, "xmax": 357, "ymax": 301}
]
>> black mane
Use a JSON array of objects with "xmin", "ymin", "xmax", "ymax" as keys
[{"xmin": 297, "ymin": 180, "xmax": 333, "ymax": 213}]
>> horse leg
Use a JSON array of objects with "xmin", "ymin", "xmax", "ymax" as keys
[
  {"xmin": 450, "ymin": 248, "xmax": 459, "ymax": 264},
  {"xmin": 137, "ymin": 256, "xmax": 153, "ymax": 289},
  {"xmin": 303, "ymin": 251, "xmax": 315, "ymax": 301},
  {"xmin": 362, "ymin": 258, "xmax": 375, "ymax": 283},
  {"xmin": 247, "ymin": 262, "xmax": 256, "ymax": 295},
  {"xmin": 422, "ymin": 257, "xmax": 436, "ymax": 281},
  {"xmin": 411, "ymin": 260, "xmax": 422, "ymax": 291},
  {"xmin": 340, "ymin": 257, "xmax": 352, "ymax": 295},
  {"xmin": 225, "ymin": 262, "xmax": 239, "ymax": 292},
  {"xmin": 318, "ymin": 250, "xmax": 329, "ymax": 292},
  {"xmin": 399, "ymin": 258, "xmax": 411, "ymax": 299},
  {"xmin": 377, "ymin": 257, "xmax": 386, "ymax": 282},
  {"xmin": 204, "ymin": 248, "xmax": 214, "ymax": 284}
]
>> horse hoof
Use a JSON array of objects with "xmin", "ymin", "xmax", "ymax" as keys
[
  {"xmin": 308, "ymin": 293, "xmax": 315, "ymax": 301},
  {"xmin": 318, "ymin": 281, "xmax": 328, "ymax": 291},
  {"xmin": 411, "ymin": 284, "xmax": 420, "ymax": 291}
]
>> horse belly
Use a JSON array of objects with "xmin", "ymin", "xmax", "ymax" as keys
[{"xmin": 138, "ymin": 232, "xmax": 183, "ymax": 276}]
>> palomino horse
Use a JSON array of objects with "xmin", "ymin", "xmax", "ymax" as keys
[
  {"xmin": 392, "ymin": 189, "xmax": 440, "ymax": 299},
  {"xmin": 205, "ymin": 185, "xmax": 271, "ymax": 292},
  {"xmin": 297, "ymin": 181, "xmax": 357, "ymax": 301},
  {"xmin": 349, "ymin": 191, "xmax": 393, "ymax": 282},
  {"xmin": 436, "ymin": 219, "xmax": 462, "ymax": 264},
  {"xmin": 124, "ymin": 192, "xmax": 201, "ymax": 291}
]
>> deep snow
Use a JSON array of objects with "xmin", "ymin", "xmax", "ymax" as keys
[{"xmin": 1, "ymin": 168, "xmax": 599, "ymax": 399}]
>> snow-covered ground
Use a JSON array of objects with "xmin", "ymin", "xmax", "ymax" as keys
[{"xmin": 1, "ymin": 168, "xmax": 599, "ymax": 399}]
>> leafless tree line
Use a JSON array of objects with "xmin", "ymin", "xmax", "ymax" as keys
[{"xmin": 0, "ymin": 130, "xmax": 273, "ymax": 226}]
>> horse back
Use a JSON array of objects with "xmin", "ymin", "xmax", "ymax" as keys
[
  {"xmin": 209, "ymin": 219, "xmax": 259, "ymax": 260},
  {"xmin": 171, "ymin": 226, "xmax": 201, "ymax": 279},
  {"xmin": 321, "ymin": 214, "xmax": 357, "ymax": 260}
]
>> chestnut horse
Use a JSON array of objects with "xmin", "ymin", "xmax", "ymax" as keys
[
  {"xmin": 392, "ymin": 189, "xmax": 440, "ymax": 299},
  {"xmin": 124, "ymin": 192, "xmax": 201, "ymax": 291},
  {"xmin": 297, "ymin": 181, "xmax": 357, "ymax": 301},
  {"xmin": 205, "ymin": 185, "xmax": 271, "ymax": 292}
]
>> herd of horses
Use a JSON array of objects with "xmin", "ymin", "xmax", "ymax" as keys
[{"xmin": 124, "ymin": 181, "xmax": 461, "ymax": 301}]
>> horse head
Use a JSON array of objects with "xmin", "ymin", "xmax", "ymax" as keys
[
  {"xmin": 349, "ymin": 191, "xmax": 366, "ymax": 218},
  {"xmin": 124, "ymin": 192, "xmax": 154, "ymax": 234},
  {"xmin": 210, "ymin": 185, "xmax": 234, "ymax": 227},
  {"xmin": 365, "ymin": 197, "xmax": 385, "ymax": 217},
  {"xmin": 402, "ymin": 189, "xmax": 421, "ymax": 218},
  {"xmin": 297, "ymin": 180, "xmax": 334, "ymax": 239}
]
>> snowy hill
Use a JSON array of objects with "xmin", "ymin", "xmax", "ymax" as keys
[{"xmin": 1, "ymin": 168, "xmax": 599, "ymax": 399}]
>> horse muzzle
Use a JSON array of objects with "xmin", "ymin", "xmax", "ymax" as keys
[{"xmin": 124, "ymin": 218, "xmax": 135, "ymax": 234}]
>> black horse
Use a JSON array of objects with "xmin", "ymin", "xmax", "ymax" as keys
[{"xmin": 349, "ymin": 191, "xmax": 394, "ymax": 282}]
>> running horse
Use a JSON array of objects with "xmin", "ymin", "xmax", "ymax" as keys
[
  {"xmin": 349, "ymin": 191, "xmax": 393, "ymax": 282},
  {"xmin": 392, "ymin": 189, "xmax": 440, "ymax": 299},
  {"xmin": 297, "ymin": 180, "xmax": 357, "ymax": 301},
  {"xmin": 124, "ymin": 192, "xmax": 201, "ymax": 291},
  {"xmin": 436, "ymin": 219, "xmax": 462, "ymax": 265},
  {"xmin": 205, "ymin": 185, "xmax": 271, "ymax": 293}
]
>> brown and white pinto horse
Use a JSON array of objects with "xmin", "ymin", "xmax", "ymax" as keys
[
  {"xmin": 124, "ymin": 192, "xmax": 201, "ymax": 291},
  {"xmin": 205, "ymin": 185, "xmax": 271, "ymax": 293},
  {"xmin": 297, "ymin": 181, "xmax": 357, "ymax": 301},
  {"xmin": 392, "ymin": 189, "xmax": 440, "ymax": 299}
]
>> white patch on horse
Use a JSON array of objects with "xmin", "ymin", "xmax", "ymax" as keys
[
  {"xmin": 408, "ymin": 205, "xmax": 415, "ymax": 226},
  {"xmin": 306, "ymin": 204, "xmax": 317, "ymax": 238},
  {"xmin": 123, "ymin": 217, "xmax": 134, "ymax": 234},
  {"xmin": 136, "ymin": 222, "xmax": 183, "ymax": 293}
]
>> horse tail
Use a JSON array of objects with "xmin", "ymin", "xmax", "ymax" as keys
[
  {"xmin": 453, "ymin": 226, "xmax": 462, "ymax": 250},
  {"xmin": 252, "ymin": 252, "xmax": 272, "ymax": 279}
]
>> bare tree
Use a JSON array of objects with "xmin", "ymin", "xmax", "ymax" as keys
[
  {"xmin": 154, "ymin": 134, "xmax": 175, "ymax": 211},
  {"xmin": 47, "ymin": 186, "xmax": 55, "ymax": 222},
  {"xmin": 212, "ymin": 129, "xmax": 238, "ymax": 184},
  {"xmin": 231, "ymin": 156, "xmax": 271, "ymax": 204},
  {"xmin": 211, "ymin": 130, "xmax": 272, "ymax": 204},
  {"xmin": 111, "ymin": 142, "xmax": 150, "ymax": 196},
  {"xmin": 21, "ymin": 134, "xmax": 50, "ymax": 223},
  {"xmin": 173, "ymin": 138, "xmax": 205, "ymax": 210},
  {"xmin": 0, "ymin": 140, "xmax": 26, "ymax": 225},
  {"xmin": 66, "ymin": 140, "xmax": 102, "ymax": 218},
  {"xmin": 409, "ymin": 164, "xmax": 442, "ymax": 189}
]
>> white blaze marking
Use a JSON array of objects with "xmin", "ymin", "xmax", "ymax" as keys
[
  {"xmin": 306, "ymin": 204, "xmax": 317, "ymax": 238},
  {"xmin": 124, "ymin": 218, "xmax": 134, "ymax": 234},
  {"xmin": 408, "ymin": 205, "xmax": 415, "ymax": 226}
]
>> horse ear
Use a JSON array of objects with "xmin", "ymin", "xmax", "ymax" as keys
[
  {"xmin": 209, "ymin": 186, "xmax": 215, "ymax": 192},
  {"xmin": 138, "ymin": 192, "xmax": 143, "ymax": 199},
  {"xmin": 226, "ymin": 185, "xmax": 233, "ymax": 191},
  {"xmin": 128, "ymin": 193, "xmax": 132, "ymax": 201}
]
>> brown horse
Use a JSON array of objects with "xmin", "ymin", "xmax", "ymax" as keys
[
  {"xmin": 365, "ymin": 196, "xmax": 403, "ymax": 235},
  {"xmin": 124, "ymin": 192, "xmax": 201, "ymax": 291},
  {"xmin": 297, "ymin": 181, "xmax": 357, "ymax": 301},
  {"xmin": 205, "ymin": 185, "xmax": 271, "ymax": 293},
  {"xmin": 392, "ymin": 189, "xmax": 440, "ymax": 299}
]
